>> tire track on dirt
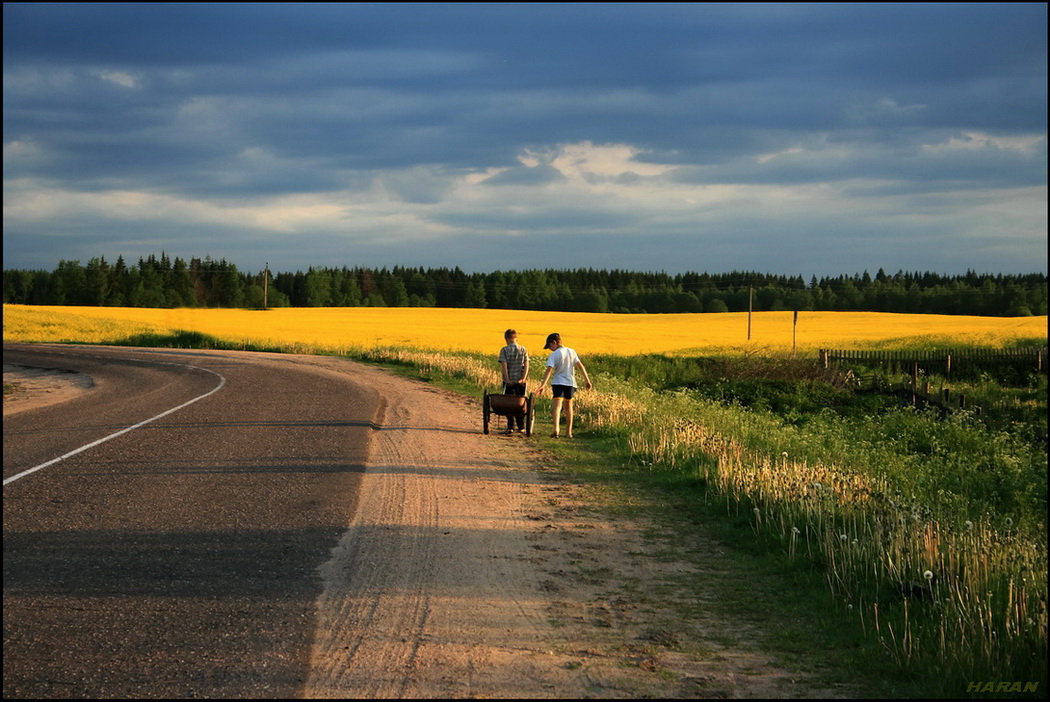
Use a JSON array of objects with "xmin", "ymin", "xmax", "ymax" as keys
[{"xmin": 298, "ymin": 357, "xmax": 857, "ymax": 699}]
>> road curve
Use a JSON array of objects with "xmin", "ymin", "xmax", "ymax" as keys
[{"xmin": 3, "ymin": 344, "xmax": 381, "ymax": 698}]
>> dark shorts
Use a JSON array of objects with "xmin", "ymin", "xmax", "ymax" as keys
[{"xmin": 552, "ymin": 384, "xmax": 576, "ymax": 399}]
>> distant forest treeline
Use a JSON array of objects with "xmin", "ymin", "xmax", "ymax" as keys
[{"xmin": 3, "ymin": 253, "xmax": 1047, "ymax": 316}]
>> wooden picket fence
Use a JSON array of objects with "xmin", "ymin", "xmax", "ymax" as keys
[
  {"xmin": 819, "ymin": 346, "xmax": 1045, "ymax": 373},
  {"xmin": 818, "ymin": 346, "xmax": 1046, "ymax": 415}
]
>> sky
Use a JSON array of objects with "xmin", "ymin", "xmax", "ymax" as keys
[{"xmin": 3, "ymin": 3, "xmax": 1047, "ymax": 276}]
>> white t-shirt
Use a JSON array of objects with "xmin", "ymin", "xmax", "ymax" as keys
[{"xmin": 546, "ymin": 346, "xmax": 580, "ymax": 387}]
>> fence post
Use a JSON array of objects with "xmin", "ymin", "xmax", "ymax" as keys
[
  {"xmin": 943, "ymin": 387, "xmax": 951, "ymax": 404},
  {"xmin": 911, "ymin": 362, "xmax": 919, "ymax": 406},
  {"xmin": 820, "ymin": 349, "xmax": 828, "ymax": 369}
]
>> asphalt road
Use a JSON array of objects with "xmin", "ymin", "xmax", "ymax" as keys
[{"xmin": 3, "ymin": 344, "xmax": 381, "ymax": 698}]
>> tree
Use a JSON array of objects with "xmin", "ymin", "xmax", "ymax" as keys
[
  {"xmin": 464, "ymin": 278, "xmax": 487, "ymax": 308},
  {"xmin": 84, "ymin": 257, "xmax": 110, "ymax": 306},
  {"xmin": 381, "ymin": 274, "xmax": 410, "ymax": 307},
  {"xmin": 706, "ymin": 298, "xmax": 729, "ymax": 313},
  {"xmin": 304, "ymin": 268, "xmax": 333, "ymax": 307}
]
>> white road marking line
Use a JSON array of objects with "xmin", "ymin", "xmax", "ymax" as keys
[{"xmin": 3, "ymin": 360, "xmax": 226, "ymax": 487}]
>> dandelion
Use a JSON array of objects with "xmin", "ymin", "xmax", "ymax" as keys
[
  {"xmin": 840, "ymin": 533, "xmax": 848, "ymax": 542},
  {"xmin": 924, "ymin": 570, "xmax": 934, "ymax": 581},
  {"xmin": 1004, "ymin": 517, "xmax": 1014, "ymax": 528},
  {"xmin": 791, "ymin": 527, "xmax": 800, "ymax": 535},
  {"xmin": 965, "ymin": 520, "xmax": 974, "ymax": 531}
]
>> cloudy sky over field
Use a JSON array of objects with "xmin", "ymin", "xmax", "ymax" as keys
[{"xmin": 3, "ymin": 3, "xmax": 1046, "ymax": 275}]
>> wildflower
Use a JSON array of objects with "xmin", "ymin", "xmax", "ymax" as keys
[
  {"xmin": 924, "ymin": 570, "xmax": 934, "ymax": 581},
  {"xmin": 840, "ymin": 534, "xmax": 848, "ymax": 542},
  {"xmin": 791, "ymin": 527, "xmax": 800, "ymax": 535},
  {"xmin": 965, "ymin": 520, "xmax": 974, "ymax": 531},
  {"xmin": 1004, "ymin": 517, "xmax": 1014, "ymax": 528}
]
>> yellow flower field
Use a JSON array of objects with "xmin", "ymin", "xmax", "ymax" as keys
[{"xmin": 3, "ymin": 304, "xmax": 1046, "ymax": 356}]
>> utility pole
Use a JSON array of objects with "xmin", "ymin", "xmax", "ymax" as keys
[
  {"xmin": 747, "ymin": 286, "xmax": 753, "ymax": 341},
  {"xmin": 263, "ymin": 262, "xmax": 269, "ymax": 309},
  {"xmin": 792, "ymin": 310, "xmax": 798, "ymax": 355}
]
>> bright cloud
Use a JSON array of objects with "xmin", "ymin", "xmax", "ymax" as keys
[
  {"xmin": 97, "ymin": 70, "xmax": 138, "ymax": 89},
  {"xmin": 519, "ymin": 142, "xmax": 674, "ymax": 181}
]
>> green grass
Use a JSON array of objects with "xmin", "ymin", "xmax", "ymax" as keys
[{"xmin": 109, "ymin": 329, "xmax": 288, "ymax": 352}]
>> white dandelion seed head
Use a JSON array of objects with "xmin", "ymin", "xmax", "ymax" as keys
[
  {"xmin": 1004, "ymin": 517, "xmax": 1014, "ymax": 527},
  {"xmin": 965, "ymin": 520, "xmax": 974, "ymax": 531},
  {"xmin": 924, "ymin": 570, "xmax": 934, "ymax": 581},
  {"xmin": 791, "ymin": 527, "xmax": 800, "ymax": 535},
  {"xmin": 840, "ymin": 534, "xmax": 848, "ymax": 541}
]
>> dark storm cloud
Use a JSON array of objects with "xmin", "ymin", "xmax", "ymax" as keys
[{"xmin": 3, "ymin": 3, "xmax": 1046, "ymax": 274}]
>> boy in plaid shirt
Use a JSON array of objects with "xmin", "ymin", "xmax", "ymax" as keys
[{"xmin": 498, "ymin": 328, "xmax": 530, "ymax": 433}]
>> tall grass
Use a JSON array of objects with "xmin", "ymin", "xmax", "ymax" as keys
[{"xmin": 354, "ymin": 346, "xmax": 1047, "ymax": 694}]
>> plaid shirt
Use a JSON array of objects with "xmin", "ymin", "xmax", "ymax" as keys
[{"xmin": 498, "ymin": 343, "xmax": 529, "ymax": 383}]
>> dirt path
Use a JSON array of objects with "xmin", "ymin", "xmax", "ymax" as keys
[
  {"xmin": 3, "ymin": 364, "xmax": 95, "ymax": 416},
  {"xmin": 298, "ymin": 357, "xmax": 843, "ymax": 699}
]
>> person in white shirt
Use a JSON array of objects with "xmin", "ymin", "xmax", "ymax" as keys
[{"xmin": 537, "ymin": 332, "xmax": 592, "ymax": 438}]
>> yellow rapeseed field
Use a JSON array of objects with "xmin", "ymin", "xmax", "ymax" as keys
[{"xmin": 3, "ymin": 304, "xmax": 1046, "ymax": 356}]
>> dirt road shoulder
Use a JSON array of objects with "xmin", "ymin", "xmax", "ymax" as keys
[
  {"xmin": 299, "ymin": 357, "xmax": 850, "ymax": 698},
  {"xmin": 3, "ymin": 364, "xmax": 94, "ymax": 417}
]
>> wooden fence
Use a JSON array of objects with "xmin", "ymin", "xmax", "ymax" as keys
[
  {"xmin": 819, "ymin": 347, "xmax": 1045, "ymax": 373},
  {"xmin": 819, "ymin": 346, "xmax": 1047, "ymax": 415}
]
